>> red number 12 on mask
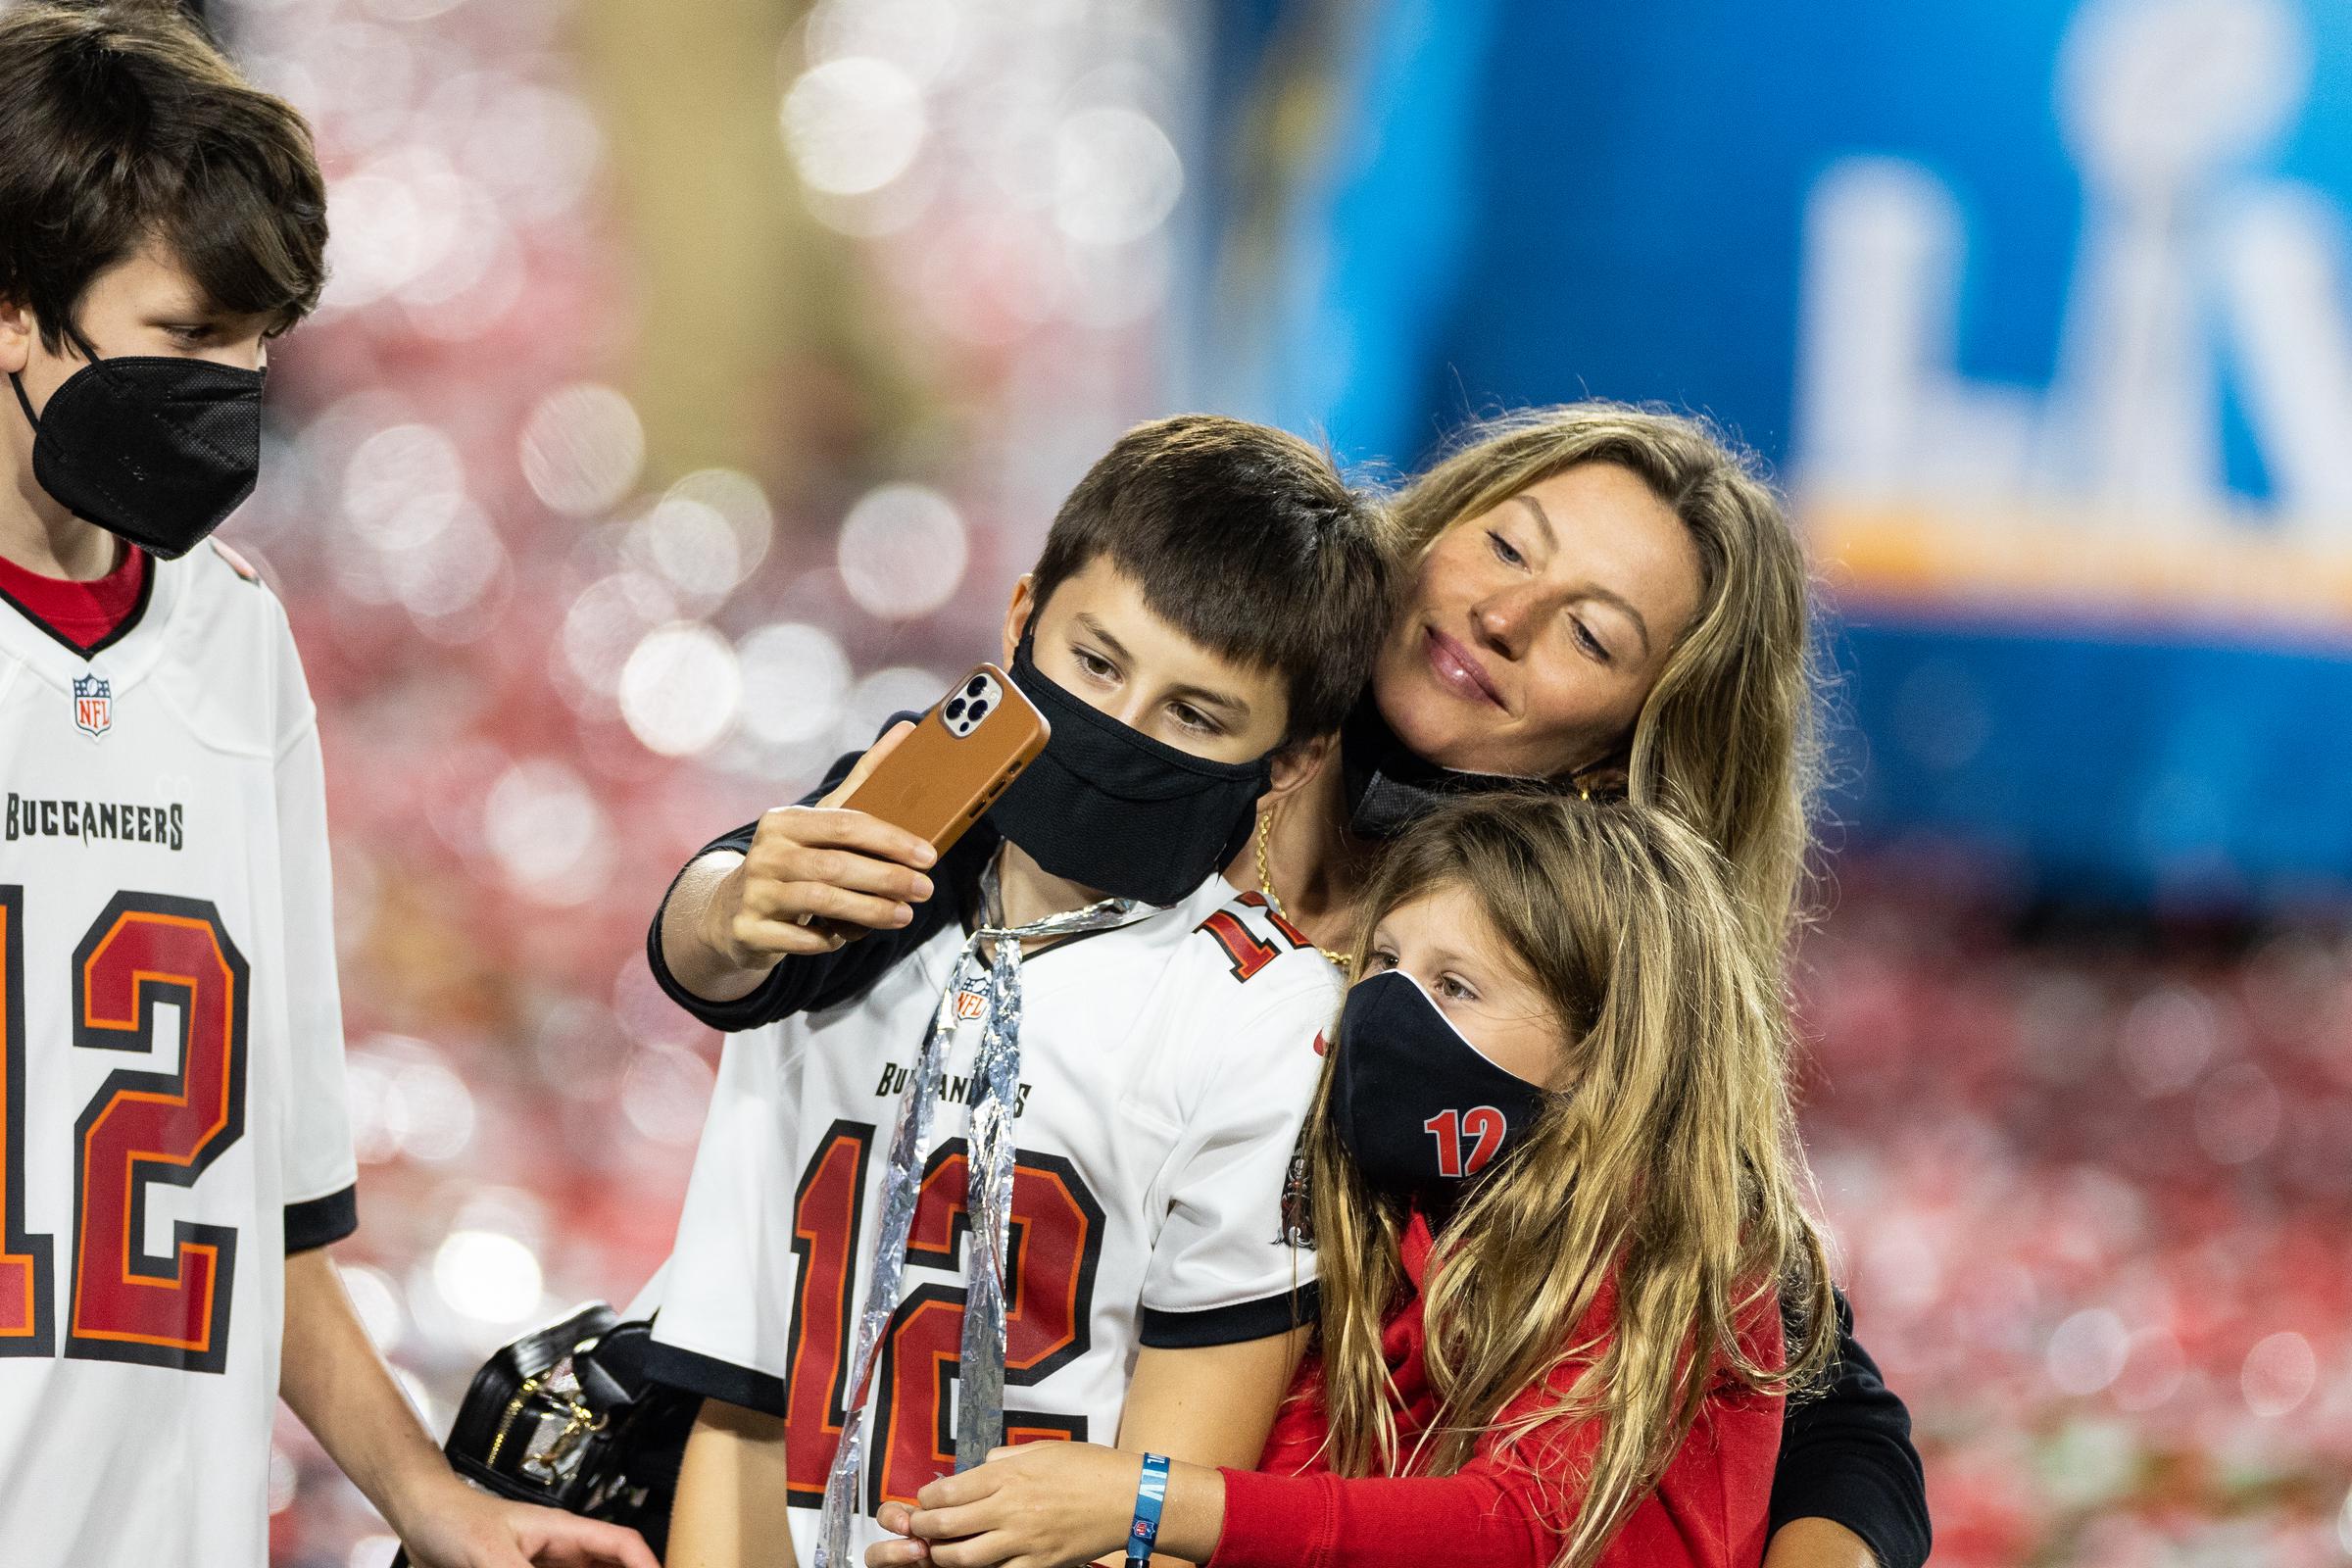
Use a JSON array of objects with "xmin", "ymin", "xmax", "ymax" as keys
[{"xmin": 1423, "ymin": 1106, "xmax": 1508, "ymax": 1179}]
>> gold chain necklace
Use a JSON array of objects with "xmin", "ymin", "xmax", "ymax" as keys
[{"xmin": 1254, "ymin": 808, "xmax": 1352, "ymax": 972}]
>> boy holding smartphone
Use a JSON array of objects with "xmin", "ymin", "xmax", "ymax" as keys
[{"xmin": 643, "ymin": 416, "xmax": 1393, "ymax": 1565}]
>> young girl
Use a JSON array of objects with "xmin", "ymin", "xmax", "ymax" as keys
[{"xmin": 863, "ymin": 794, "xmax": 1838, "ymax": 1568}]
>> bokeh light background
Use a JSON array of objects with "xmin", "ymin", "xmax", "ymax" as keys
[{"xmin": 191, "ymin": 0, "xmax": 2352, "ymax": 1564}]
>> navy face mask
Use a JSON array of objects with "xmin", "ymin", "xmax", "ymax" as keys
[
  {"xmin": 1330, "ymin": 969, "xmax": 1551, "ymax": 1200},
  {"xmin": 11, "ymin": 328, "xmax": 265, "ymax": 561},
  {"xmin": 985, "ymin": 623, "xmax": 1276, "ymax": 906}
]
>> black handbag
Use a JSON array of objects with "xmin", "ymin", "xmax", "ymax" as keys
[{"xmin": 390, "ymin": 1302, "xmax": 700, "ymax": 1566}]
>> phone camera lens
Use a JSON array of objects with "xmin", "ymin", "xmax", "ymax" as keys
[
  {"xmin": 965, "ymin": 676, "xmax": 987, "ymax": 697},
  {"xmin": 945, "ymin": 698, "xmax": 966, "ymax": 720},
  {"xmin": 967, "ymin": 699, "xmax": 989, "ymax": 720}
]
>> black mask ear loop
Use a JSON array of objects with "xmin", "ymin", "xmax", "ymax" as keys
[
  {"xmin": 1012, "ymin": 602, "xmax": 1042, "ymax": 667},
  {"xmin": 10, "ymin": 318, "xmax": 101, "ymax": 431}
]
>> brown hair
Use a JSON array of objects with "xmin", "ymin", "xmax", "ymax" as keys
[
  {"xmin": 1030, "ymin": 415, "xmax": 1396, "ymax": 741},
  {"xmin": 1304, "ymin": 794, "xmax": 1837, "ymax": 1568},
  {"xmin": 0, "ymin": 1, "xmax": 328, "ymax": 352},
  {"xmin": 1391, "ymin": 404, "xmax": 1821, "ymax": 962}
]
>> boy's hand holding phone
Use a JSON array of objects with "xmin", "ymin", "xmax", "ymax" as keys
[
  {"xmin": 681, "ymin": 663, "xmax": 1046, "ymax": 987},
  {"xmin": 701, "ymin": 721, "xmax": 942, "ymax": 965}
]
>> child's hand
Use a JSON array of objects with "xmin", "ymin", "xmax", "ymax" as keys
[
  {"xmin": 703, "ymin": 721, "xmax": 939, "ymax": 965},
  {"xmin": 865, "ymin": 1444, "xmax": 1143, "ymax": 1568},
  {"xmin": 865, "ymin": 1503, "xmax": 932, "ymax": 1566}
]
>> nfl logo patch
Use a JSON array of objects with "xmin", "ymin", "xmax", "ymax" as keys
[
  {"xmin": 72, "ymin": 673, "xmax": 112, "ymax": 740},
  {"xmin": 955, "ymin": 986, "xmax": 987, "ymax": 1020}
]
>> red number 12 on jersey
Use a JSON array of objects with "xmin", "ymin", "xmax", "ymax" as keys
[
  {"xmin": 0, "ymin": 887, "xmax": 251, "ymax": 1372},
  {"xmin": 781, "ymin": 1120, "xmax": 1103, "ymax": 1510}
]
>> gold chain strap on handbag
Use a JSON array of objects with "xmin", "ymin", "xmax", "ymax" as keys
[{"xmin": 485, "ymin": 1335, "xmax": 612, "ymax": 1480}]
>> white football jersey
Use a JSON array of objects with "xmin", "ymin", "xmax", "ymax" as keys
[
  {"xmin": 0, "ymin": 545, "xmax": 357, "ymax": 1568},
  {"xmin": 647, "ymin": 873, "xmax": 1336, "ymax": 1562}
]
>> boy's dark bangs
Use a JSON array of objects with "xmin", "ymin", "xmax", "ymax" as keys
[
  {"xmin": 1119, "ymin": 538, "xmax": 1297, "ymax": 687},
  {"xmin": 159, "ymin": 134, "xmax": 326, "ymax": 330}
]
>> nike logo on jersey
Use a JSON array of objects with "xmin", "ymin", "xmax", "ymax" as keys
[
  {"xmin": 5, "ymin": 793, "xmax": 185, "ymax": 851},
  {"xmin": 873, "ymin": 1060, "xmax": 1035, "ymax": 1117}
]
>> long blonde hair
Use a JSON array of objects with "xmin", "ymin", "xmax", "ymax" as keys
[
  {"xmin": 1302, "ymin": 795, "xmax": 1837, "ymax": 1568},
  {"xmin": 1390, "ymin": 404, "xmax": 1822, "ymax": 964}
]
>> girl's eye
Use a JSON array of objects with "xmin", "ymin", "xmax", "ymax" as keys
[
  {"xmin": 1364, "ymin": 949, "xmax": 1398, "ymax": 973},
  {"xmin": 1487, "ymin": 530, "xmax": 1526, "ymax": 568},
  {"xmin": 1438, "ymin": 973, "xmax": 1479, "ymax": 1002}
]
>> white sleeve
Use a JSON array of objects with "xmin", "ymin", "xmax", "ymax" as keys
[
  {"xmin": 1137, "ymin": 972, "xmax": 1332, "ymax": 1348},
  {"xmin": 642, "ymin": 1028, "xmax": 802, "ymax": 1415},
  {"xmin": 275, "ymin": 691, "xmax": 359, "ymax": 1252}
]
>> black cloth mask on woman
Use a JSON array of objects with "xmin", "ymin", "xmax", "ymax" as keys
[
  {"xmin": 1331, "ymin": 969, "xmax": 1550, "ymax": 1199},
  {"xmin": 11, "ymin": 327, "xmax": 265, "ymax": 561},
  {"xmin": 1338, "ymin": 691, "xmax": 1553, "ymax": 840},
  {"xmin": 984, "ymin": 622, "xmax": 1276, "ymax": 906}
]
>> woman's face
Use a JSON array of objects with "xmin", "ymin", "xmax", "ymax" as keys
[
  {"xmin": 1361, "ymin": 882, "xmax": 1565, "ymax": 1088},
  {"xmin": 1372, "ymin": 462, "xmax": 1705, "ymax": 778}
]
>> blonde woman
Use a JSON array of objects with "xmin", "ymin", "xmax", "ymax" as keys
[
  {"xmin": 1260, "ymin": 401, "xmax": 1818, "ymax": 972},
  {"xmin": 866, "ymin": 794, "xmax": 1836, "ymax": 1568},
  {"xmin": 651, "ymin": 404, "xmax": 1926, "ymax": 1568},
  {"xmin": 1235, "ymin": 404, "xmax": 1922, "ymax": 1568}
]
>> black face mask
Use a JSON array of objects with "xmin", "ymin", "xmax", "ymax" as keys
[
  {"xmin": 1330, "ymin": 969, "xmax": 1550, "ymax": 1200},
  {"xmin": 1336, "ymin": 692, "xmax": 1546, "ymax": 839},
  {"xmin": 985, "ymin": 624, "xmax": 1276, "ymax": 906},
  {"xmin": 11, "ymin": 329, "xmax": 265, "ymax": 561}
]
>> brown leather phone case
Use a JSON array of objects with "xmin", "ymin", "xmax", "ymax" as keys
[{"xmin": 838, "ymin": 663, "xmax": 1049, "ymax": 858}]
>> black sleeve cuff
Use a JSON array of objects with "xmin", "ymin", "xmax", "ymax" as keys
[
  {"xmin": 643, "ymin": 1337, "xmax": 787, "ymax": 1418},
  {"xmin": 284, "ymin": 1184, "xmax": 359, "ymax": 1252},
  {"xmin": 1770, "ymin": 1289, "xmax": 1932, "ymax": 1568},
  {"xmin": 644, "ymin": 836, "xmax": 799, "ymax": 1036},
  {"xmin": 641, "ymin": 735, "xmax": 869, "ymax": 1034},
  {"xmin": 1776, "ymin": 1455, "xmax": 1932, "ymax": 1568},
  {"xmin": 1140, "ymin": 1284, "xmax": 1317, "ymax": 1348},
  {"xmin": 642, "ymin": 717, "xmax": 934, "ymax": 1036}
]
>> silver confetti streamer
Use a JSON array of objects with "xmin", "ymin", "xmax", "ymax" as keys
[{"xmin": 813, "ymin": 865, "xmax": 1152, "ymax": 1566}]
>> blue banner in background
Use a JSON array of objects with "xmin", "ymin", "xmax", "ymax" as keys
[{"xmin": 1192, "ymin": 0, "xmax": 2352, "ymax": 901}]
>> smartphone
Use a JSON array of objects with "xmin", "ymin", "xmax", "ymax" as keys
[{"xmin": 838, "ymin": 663, "xmax": 1050, "ymax": 859}]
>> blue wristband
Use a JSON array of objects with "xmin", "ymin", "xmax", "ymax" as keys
[{"xmin": 1125, "ymin": 1451, "xmax": 1171, "ymax": 1565}]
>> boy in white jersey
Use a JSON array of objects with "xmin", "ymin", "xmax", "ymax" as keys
[
  {"xmin": 0, "ymin": 7, "xmax": 653, "ymax": 1566},
  {"xmin": 644, "ymin": 416, "xmax": 1395, "ymax": 1565}
]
